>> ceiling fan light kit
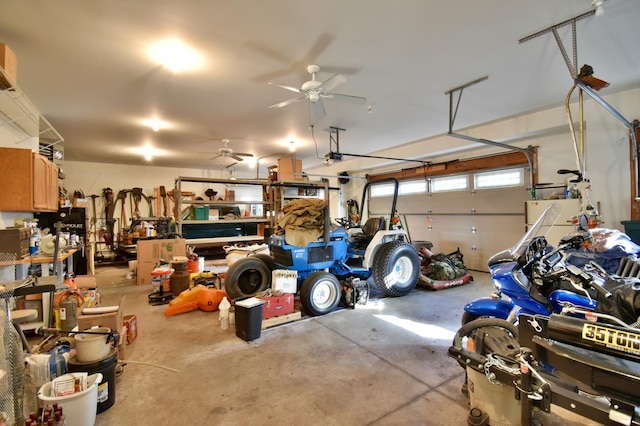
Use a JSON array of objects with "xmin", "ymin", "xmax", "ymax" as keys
[
  {"xmin": 268, "ymin": 64, "xmax": 366, "ymax": 119},
  {"xmin": 210, "ymin": 139, "xmax": 254, "ymax": 162}
]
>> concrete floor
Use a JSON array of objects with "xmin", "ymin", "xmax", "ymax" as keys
[{"xmin": 61, "ymin": 264, "xmax": 599, "ymax": 426}]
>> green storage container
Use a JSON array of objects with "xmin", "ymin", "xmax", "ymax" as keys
[
  {"xmin": 621, "ymin": 221, "xmax": 640, "ymax": 245},
  {"xmin": 192, "ymin": 206, "xmax": 210, "ymax": 220}
]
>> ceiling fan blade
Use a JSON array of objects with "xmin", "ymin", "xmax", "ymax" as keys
[
  {"xmin": 312, "ymin": 99, "xmax": 326, "ymax": 119},
  {"xmin": 324, "ymin": 93, "xmax": 367, "ymax": 104},
  {"xmin": 209, "ymin": 154, "xmax": 223, "ymax": 160},
  {"xmin": 235, "ymin": 152, "xmax": 254, "ymax": 157},
  {"xmin": 268, "ymin": 82, "xmax": 302, "ymax": 94},
  {"xmin": 268, "ymin": 96, "xmax": 307, "ymax": 109},
  {"xmin": 318, "ymin": 74, "xmax": 346, "ymax": 93},
  {"xmin": 230, "ymin": 154, "xmax": 244, "ymax": 161}
]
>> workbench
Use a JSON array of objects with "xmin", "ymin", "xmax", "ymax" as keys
[
  {"xmin": 14, "ymin": 249, "xmax": 77, "ymax": 286},
  {"xmin": 1, "ymin": 250, "xmax": 77, "ymax": 331}
]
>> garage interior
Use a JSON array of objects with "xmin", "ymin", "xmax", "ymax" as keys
[{"xmin": 1, "ymin": 0, "xmax": 640, "ymax": 425}]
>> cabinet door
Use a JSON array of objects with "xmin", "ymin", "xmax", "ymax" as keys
[
  {"xmin": 32, "ymin": 153, "xmax": 58, "ymax": 212},
  {"xmin": 47, "ymin": 161, "xmax": 59, "ymax": 210},
  {"xmin": 0, "ymin": 147, "xmax": 33, "ymax": 211}
]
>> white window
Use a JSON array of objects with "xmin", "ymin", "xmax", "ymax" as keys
[
  {"xmin": 474, "ymin": 168, "xmax": 524, "ymax": 189},
  {"xmin": 430, "ymin": 175, "xmax": 468, "ymax": 192},
  {"xmin": 370, "ymin": 183, "xmax": 396, "ymax": 197},
  {"xmin": 399, "ymin": 179, "xmax": 427, "ymax": 195}
]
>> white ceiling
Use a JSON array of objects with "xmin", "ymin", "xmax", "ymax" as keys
[{"xmin": 1, "ymin": 0, "xmax": 638, "ymax": 177}]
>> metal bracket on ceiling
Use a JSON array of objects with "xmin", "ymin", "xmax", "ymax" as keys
[
  {"xmin": 445, "ymin": 76, "xmax": 534, "ymax": 156},
  {"xmin": 519, "ymin": 10, "xmax": 595, "ymax": 79},
  {"xmin": 325, "ymin": 126, "xmax": 428, "ymax": 165},
  {"xmin": 519, "ymin": 9, "xmax": 640, "ymax": 198}
]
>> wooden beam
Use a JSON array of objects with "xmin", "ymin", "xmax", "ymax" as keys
[{"xmin": 367, "ymin": 150, "xmax": 534, "ymax": 182}]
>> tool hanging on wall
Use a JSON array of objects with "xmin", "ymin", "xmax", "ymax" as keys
[
  {"xmin": 132, "ymin": 187, "xmax": 143, "ymax": 219},
  {"xmin": 159, "ymin": 186, "xmax": 168, "ymax": 217}
]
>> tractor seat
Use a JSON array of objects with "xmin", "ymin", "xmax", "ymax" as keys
[
  {"xmin": 362, "ymin": 217, "xmax": 385, "ymax": 236},
  {"xmin": 351, "ymin": 217, "xmax": 385, "ymax": 249}
]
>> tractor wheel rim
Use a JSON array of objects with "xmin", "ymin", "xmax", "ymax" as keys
[
  {"xmin": 393, "ymin": 256, "xmax": 413, "ymax": 283},
  {"xmin": 312, "ymin": 281, "xmax": 336, "ymax": 308}
]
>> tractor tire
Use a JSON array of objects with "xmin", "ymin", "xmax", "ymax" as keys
[
  {"xmin": 224, "ymin": 257, "xmax": 271, "ymax": 300},
  {"xmin": 300, "ymin": 272, "xmax": 341, "ymax": 316},
  {"xmin": 252, "ymin": 253, "xmax": 276, "ymax": 272},
  {"xmin": 372, "ymin": 240, "xmax": 420, "ymax": 297}
]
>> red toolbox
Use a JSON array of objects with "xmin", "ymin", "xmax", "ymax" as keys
[{"xmin": 260, "ymin": 294, "xmax": 295, "ymax": 319}]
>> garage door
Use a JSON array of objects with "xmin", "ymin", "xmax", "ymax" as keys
[{"xmin": 367, "ymin": 175, "xmax": 529, "ymax": 272}]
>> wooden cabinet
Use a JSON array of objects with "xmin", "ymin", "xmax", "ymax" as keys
[{"xmin": 0, "ymin": 147, "xmax": 59, "ymax": 212}]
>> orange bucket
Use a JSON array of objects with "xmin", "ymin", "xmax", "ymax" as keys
[{"xmin": 187, "ymin": 260, "xmax": 199, "ymax": 273}]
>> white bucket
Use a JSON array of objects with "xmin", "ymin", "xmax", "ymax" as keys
[
  {"xmin": 128, "ymin": 260, "xmax": 137, "ymax": 271},
  {"xmin": 74, "ymin": 327, "xmax": 111, "ymax": 362},
  {"xmin": 38, "ymin": 373, "xmax": 103, "ymax": 426}
]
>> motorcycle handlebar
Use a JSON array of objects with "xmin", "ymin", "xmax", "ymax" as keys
[{"xmin": 565, "ymin": 263, "xmax": 613, "ymax": 299}]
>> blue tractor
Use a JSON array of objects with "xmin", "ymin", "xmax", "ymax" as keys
[{"xmin": 224, "ymin": 178, "xmax": 421, "ymax": 315}]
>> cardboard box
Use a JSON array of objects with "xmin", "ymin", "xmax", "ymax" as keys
[
  {"xmin": 272, "ymin": 270, "xmax": 298, "ymax": 294},
  {"xmin": 117, "ymin": 325, "xmax": 135, "ymax": 361},
  {"xmin": 137, "ymin": 261, "xmax": 157, "ymax": 286},
  {"xmin": 123, "ymin": 314, "xmax": 137, "ymax": 344},
  {"xmin": 0, "ymin": 43, "xmax": 17, "ymax": 88},
  {"xmin": 277, "ymin": 158, "xmax": 302, "ymax": 181},
  {"xmin": 72, "ymin": 198, "xmax": 89, "ymax": 208},
  {"xmin": 137, "ymin": 238, "xmax": 186, "ymax": 263},
  {"xmin": 136, "ymin": 238, "xmax": 186, "ymax": 285},
  {"xmin": 74, "ymin": 275, "xmax": 97, "ymax": 289},
  {"xmin": 77, "ymin": 295, "xmax": 124, "ymax": 332},
  {"xmin": 260, "ymin": 294, "xmax": 295, "ymax": 319}
]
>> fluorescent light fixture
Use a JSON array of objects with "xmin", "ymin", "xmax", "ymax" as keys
[{"xmin": 147, "ymin": 39, "xmax": 204, "ymax": 73}]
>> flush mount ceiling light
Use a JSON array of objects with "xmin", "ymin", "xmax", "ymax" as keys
[
  {"xmin": 142, "ymin": 117, "xmax": 168, "ymax": 132},
  {"xmin": 129, "ymin": 145, "xmax": 164, "ymax": 162},
  {"xmin": 147, "ymin": 39, "xmax": 204, "ymax": 73}
]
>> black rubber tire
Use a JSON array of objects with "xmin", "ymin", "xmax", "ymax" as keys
[
  {"xmin": 224, "ymin": 257, "xmax": 271, "ymax": 300},
  {"xmin": 252, "ymin": 253, "xmax": 276, "ymax": 272},
  {"xmin": 372, "ymin": 240, "xmax": 420, "ymax": 297},
  {"xmin": 300, "ymin": 271, "xmax": 341, "ymax": 316}
]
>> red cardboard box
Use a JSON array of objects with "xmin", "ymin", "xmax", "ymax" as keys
[
  {"xmin": 123, "ymin": 314, "xmax": 137, "ymax": 344},
  {"xmin": 260, "ymin": 294, "xmax": 294, "ymax": 320}
]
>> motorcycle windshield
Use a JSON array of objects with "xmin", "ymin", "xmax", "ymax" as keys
[{"xmin": 509, "ymin": 203, "xmax": 562, "ymax": 259}]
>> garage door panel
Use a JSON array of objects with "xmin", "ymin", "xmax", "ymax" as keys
[{"xmin": 405, "ymin": 214, "xmax": 524, "ymax": 272}]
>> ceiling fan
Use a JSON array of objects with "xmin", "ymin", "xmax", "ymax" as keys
[
  {"xmin": 210, "ymin": 139, "xmax": 254, "ymax": 162},
  {"xmin": 268, "ymin": 64, "xmax": 366, "ymax": 119}
]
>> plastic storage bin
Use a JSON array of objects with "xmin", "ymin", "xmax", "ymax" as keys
[
  {"xmin": 38, "ymin": 372, "xmax": 103, "ymax": 426},
  {"xmin": 192, "ymin": 206, "xmax": 210, "ymax": 220},
  {"xmin": 622, "ymin": 221, "xmax": 640, "ymax": 245}
]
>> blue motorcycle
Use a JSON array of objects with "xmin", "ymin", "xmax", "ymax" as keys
[{"xmin": 463, "ymin": 203, "xmax": 633, "ymax": 325}]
